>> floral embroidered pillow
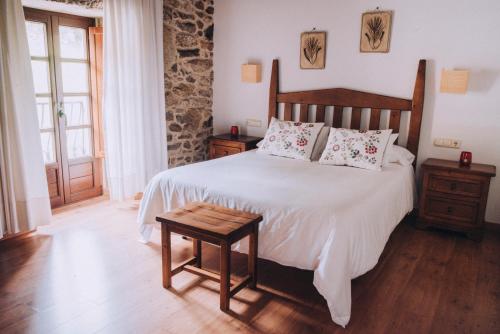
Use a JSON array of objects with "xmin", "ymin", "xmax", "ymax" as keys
[
  {"xmin": 319, "ymin": 128, "xmax": 393, "ymax": 171},
  {"xmin": 257, "ymin": 117, "xmax": 324, "ymax": 161}
]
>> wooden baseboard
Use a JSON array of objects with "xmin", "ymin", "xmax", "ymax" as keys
[
  {"xmin": 0, "ymin": 229, "xmax": 36, "ymax": 244},
  {"xmin": 485, "ymin": 221, "xmax": 500, "ymax": 233}
]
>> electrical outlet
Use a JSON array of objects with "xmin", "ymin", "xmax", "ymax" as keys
[
  {"xmin": 246, "ymin": 119, "xmax": 262, "ymax": 127},
  {"xmin": 433, "ymin": 138, "xmax": 462, "ymax": 149}
]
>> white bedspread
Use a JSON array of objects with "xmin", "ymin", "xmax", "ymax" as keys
[{"xmin": 138, "ymin": 150, "xmax": 415, "ymax": 327}]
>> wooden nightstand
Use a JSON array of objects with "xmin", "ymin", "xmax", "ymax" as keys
[
  {"xmin": 208, "ymin": 134, "xmax": 262, "ymax": 159},
  {"xmin": 417, "ymin": 158, "xmax": 496, "ymax": 241}
]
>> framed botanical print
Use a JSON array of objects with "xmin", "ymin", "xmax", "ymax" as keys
[
  {"xmin": 360, "ymin": 11, "xmax": 392, "ymax": 53},
  {"xmin": 300, "ymin": 31, "xmax": 326, "ymax": 69}
]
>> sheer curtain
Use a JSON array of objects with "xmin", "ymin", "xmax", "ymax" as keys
[
  {"xmin": 0, "ymin": 0, "xmax": 52, "ymax": 238},
  {"xmin": 103, "ymin": 0, "xmax": 167, "ymax": 200}
]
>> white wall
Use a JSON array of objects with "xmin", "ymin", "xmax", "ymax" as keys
[{"xmin": 213, "ymin": 0, "xmax": 500, "ymax": 224}]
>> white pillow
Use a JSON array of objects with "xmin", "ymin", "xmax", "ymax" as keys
[
  {"xmin": 382, "ymin": 133, "xmax": 399, "ymax": 166},
  {"xmin": 257, "ymin": 117, "xmax": 324, "ymax": 161},
  {"xmin": 384, "ymin": 145, "xmax": 415, "ymax": 166},
  {"xmin": 319, "ymin": 128, "xmax": 393, "ymax": 171},
  {"xmin": 310, "ymin": 126, "xmax": 330, "ymax": 161}
]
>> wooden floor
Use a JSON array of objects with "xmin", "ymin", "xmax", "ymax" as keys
[{"xmin": 0, "ymin": 198, "xmax": 499, "ymax": 334}]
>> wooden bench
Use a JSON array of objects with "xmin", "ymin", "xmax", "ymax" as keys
[{"xmin": 156, "ymin": 202, "xmax": 263, "ymax": 311}]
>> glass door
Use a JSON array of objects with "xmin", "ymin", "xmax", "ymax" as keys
[
  {"xmin": 25, "ymin": 14, "xmax": 64, "ymax": 207},
  {"xmin": 25, "ymin": 8, "xmax": 103, "ymax": 207}
]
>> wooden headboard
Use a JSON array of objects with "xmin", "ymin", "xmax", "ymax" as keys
[{"xmin": 268, "ymin": 59, "xmax": 426, "ymax": 164}]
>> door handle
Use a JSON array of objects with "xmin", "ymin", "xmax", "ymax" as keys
[{"xmin": 56, "ymin": 102, "xmax": 65, "ymax": 118}]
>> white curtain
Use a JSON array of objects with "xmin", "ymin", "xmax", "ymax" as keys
[
  {"xmin": 103, "ymin": 0, "xmax": 167, "ymax": 200},
  {"xmin": 0, "ymin": 0, "xmax": 52, "ymax": 237}
]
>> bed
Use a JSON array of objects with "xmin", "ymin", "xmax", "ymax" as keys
[{"xmin": 138, "ymin": 59, "xmax": 426, "ymax": 327}]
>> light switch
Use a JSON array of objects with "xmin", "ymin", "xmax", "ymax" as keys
[
  {"xmin": 433, "ymin": 138, "xmax": 462, "ymax": 149},
  {"xmin": 246, "ymin": 119, "xmax": 262, "ymax": 127}
]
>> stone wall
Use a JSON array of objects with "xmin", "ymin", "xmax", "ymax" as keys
[{"xmin": 164, "ymin": 0, "xmax": 214, "ymax": 167}]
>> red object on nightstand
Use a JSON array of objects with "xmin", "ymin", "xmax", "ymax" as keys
[
  {"xmin": 230, "ymin": 126, "xmax": 239, "ymax": 138},
  {"xmin": 460, "ymin": 151, "xmax": 472, "ymax": 167}
]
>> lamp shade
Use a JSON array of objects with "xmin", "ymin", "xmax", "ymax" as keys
[
  {"xmin": 241, "ymin": 64, "xmax": 261, "ymax": 83},
  {"xmin": 440, "ymin": 69, "xmax": 469, "ymax": 94}
]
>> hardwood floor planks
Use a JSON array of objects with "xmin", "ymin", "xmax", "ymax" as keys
[
  {"xmin": 387, "ymin": 231, "xmax": 456, "ymax": 333},
  {"xmin": 0, "ymin": 199, "xmax": 499, "ymax": 333}
]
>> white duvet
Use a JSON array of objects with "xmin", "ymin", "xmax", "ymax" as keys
[{"xmin": 138, "ymin": 150, "xmax": 415, "ymax": 327}]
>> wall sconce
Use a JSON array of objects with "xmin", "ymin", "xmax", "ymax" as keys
[
  {"xmin": 440, "ymin": 69, "xmax": 469, "ymax": 94},
  {"xmin": 241, "ymin": 63, "xmax": 261, "ymax": 83}
]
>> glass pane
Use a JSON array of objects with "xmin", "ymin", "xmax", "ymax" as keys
[
  {"xmin": 40, "ymin": 132, "xmax": 56, "ymax": 163},
  {"xmin": 61, "ymin": 62, "xmax": 89, "ymax": 93},
  {"xmin": 64, "ymin": 96, "xmax": 90, "ymax": 127},
  {"xmin": 36, "ymin": 97, "xmax": 54, "ymax": 129},
  {"xmin": 26, "ymin": 21, "xmax": 48, "ymax": 57},
  {"xmin": 59, "ymin": 26, "xmax": 86, "ymax": 59},
  {"xmin": 66, "ymin": 128, "xmax": 92, "ymax": 159},
  {"xmin": 31, "ymin": 60, "xmax": 51, "ymax": 94}
]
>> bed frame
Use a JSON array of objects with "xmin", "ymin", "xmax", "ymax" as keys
[{"xmin": 268, "ymin": 59, "xmax": 426, "ymax": 164}]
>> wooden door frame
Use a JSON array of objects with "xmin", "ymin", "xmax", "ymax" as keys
[{"xmin": 88, "ymin": 27, "xmax": 104, "ymax": 159}]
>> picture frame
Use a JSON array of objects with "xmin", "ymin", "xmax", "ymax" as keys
[
  {"xmin": 360, "ymin": 11, "xmax": 392, "ymax": 53},
  {"xmin": 300, "ymin": 31, "xmax": 326, "ymax": 69}
]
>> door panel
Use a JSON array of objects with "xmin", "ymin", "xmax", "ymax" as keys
[
  {"xmin": 25, "ymin": 8, "xmax": 102, "ymax": 208},
  {"xmin": 69, "ymin": 162, "xmax": 93, "ymax": 179},
  {"xmin": 70, "ymin": 175, "xmax": 94, "ymax": 193}
]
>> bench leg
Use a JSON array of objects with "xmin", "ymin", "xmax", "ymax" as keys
[
  {"xmin": 248, "ymin": 223, "xmax": 258, "ymax": 289},
  {"xmin": 161, "ymin": 223, "xmax": 172, "ymax": 288},
  {"xmin": 193, "ymin": 238, "xmax": 202, "ymax": 268},
  {"xmin": 220, "ymin": 241, "xmax": 231, "ymax": 311}
]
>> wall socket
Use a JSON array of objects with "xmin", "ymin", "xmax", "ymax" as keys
[
  {"xmin": 246, "ymin": 119, "xmax": 262, "ymax": 127},
  {"xmin": 433, "ymin": 138, "xmax": 462, "ymax": 149}
]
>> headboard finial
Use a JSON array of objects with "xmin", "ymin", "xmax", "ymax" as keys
[
  {"xmin": 407, "ymin": 59, "xmax": 426, "ymax": 164},
  {"xmin": 268, "ymin": 59, "xmax": 279, "ymax": 123}
]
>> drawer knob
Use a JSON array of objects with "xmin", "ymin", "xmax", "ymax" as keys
[
  {"xmin": 450, "ymin": 183, "xmax": 457, "ymax": 190},
  {"xmin": 447, "ymin": 206, "xmax": 453, "ymax": 214}
]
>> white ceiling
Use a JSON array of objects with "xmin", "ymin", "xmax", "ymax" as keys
[{"xmin": 22, "ymin": 0, "xmax": 103, "ymax": 18}]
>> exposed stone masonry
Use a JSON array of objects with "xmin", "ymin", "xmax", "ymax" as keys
[{"xmin": 164, "ymin": 0, "xmax": 214, "ymax": 167}]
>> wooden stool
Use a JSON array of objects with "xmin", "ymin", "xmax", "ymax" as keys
[{"xmin": 156, "ymin": 202, "xmax": 262, "ymax": 311}]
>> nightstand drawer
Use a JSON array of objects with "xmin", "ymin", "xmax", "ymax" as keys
[
  {"xmin": 212, "ymin": 145, "xmax": 241, "ymax": 158},
  {"xmin": 210, "ymin": 139, "xmax": 243, "ymax": 149},
  {"xmin": 428, "ymin": 174, "xmax": 482, "ymax": 198},
  {"xmin": 208, "ymin": 134, "xmax": 262, "ymax": 160},
  {"xmin": 424, "ymin": 196, "xmax": 478, "ymax": 225}
]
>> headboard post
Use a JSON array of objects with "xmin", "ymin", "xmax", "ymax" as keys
[
  {"xmin": 407, "ymin": 59, "xmax": 426, "ymax": 164},
  {"xmin": 268, "ymin": 59, "xmax": 279, "ymax": 124}
]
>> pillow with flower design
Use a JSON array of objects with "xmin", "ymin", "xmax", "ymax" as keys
[
  {"xmin": 319, "ymin": 128, "xmax": 393, "ymax": 171},
  {"xmin": 257, "ymin": 117, "xmax": 324, "ymax": 161}
]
